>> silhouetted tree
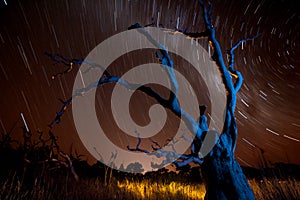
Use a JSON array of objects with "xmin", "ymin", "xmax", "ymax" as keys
[{"xmin": 125, "ymin": 162, "xmax": 144, "ymax": 173}]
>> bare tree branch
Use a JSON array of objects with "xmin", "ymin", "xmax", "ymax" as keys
[
  {"xmin": 47, "ymin": 24, "xmax": 204, "ymax": 141},
  {"xmin": 127, "ymin": 130, "xmax": 150, "ymax": 153},
  {"xmin": 227, "ymin": 35, "xmax": 261, "ymax": 72},
  {"xmin": 48, "ymin": 98, "xmax": 72, "ymax": 129}
]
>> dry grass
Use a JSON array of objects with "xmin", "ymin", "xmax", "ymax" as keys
[
  {"xmin": 1, "ymin": 171, "xmax": 299, "ymax": 200},
  {"xmin": 117, "ymin": 179, "xmax": 206, "ymax": 199},
  {"xmin": 249, "ymin": 177, "xmax": 300, "ymax": 200}
]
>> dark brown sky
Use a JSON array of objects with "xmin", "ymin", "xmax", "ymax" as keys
[{"xmin": 0, "ymin": 0, "xmax": 299, "ymax": 168}]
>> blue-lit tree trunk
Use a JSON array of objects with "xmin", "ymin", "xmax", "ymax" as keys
[{"xmin": 192, "ymin": 1, "xmax": 257, "ymax": 199}]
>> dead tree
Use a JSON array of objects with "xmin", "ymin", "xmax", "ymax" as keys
[
  {"xmin": 47, "ymin": 0, "xmax": 259, "ymax": 199},
  {"xmin": 127, "ymin": 1, "xmax": 259, "ymax": 199}
]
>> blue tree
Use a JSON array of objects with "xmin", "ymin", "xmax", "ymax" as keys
[
  {"xmin": 127, "ymin": 1, "xmax": 259, "ymax": 198},
  {"xmin": 47, "ymin": 1, "xmax": 259, "ymax": 199}
]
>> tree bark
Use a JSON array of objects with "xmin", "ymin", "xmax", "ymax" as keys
[{"xmin": 201, "ymin": 134, "xmax": 255, "ymax": 200}]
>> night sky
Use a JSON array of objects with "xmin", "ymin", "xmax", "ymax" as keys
[{"xmin": 0, "ymin": 0, "xmax": 299, "ymax": 168}]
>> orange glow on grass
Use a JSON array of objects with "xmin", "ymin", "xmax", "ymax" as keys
[{"xmin": 117, "ymin": 179, "xmax": 206, "ymax": 199}]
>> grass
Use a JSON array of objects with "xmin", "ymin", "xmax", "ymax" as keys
[
  {"xmin": 1, "ymin": 170, "xmax": 299, "ymax": 200},
  {"xmin": 117, "ymin": 179, "xmax": 206, "ymax": 199},
  {"xmin": 249, "ymin": 178, "xmax": 300, "ymax": 200}
]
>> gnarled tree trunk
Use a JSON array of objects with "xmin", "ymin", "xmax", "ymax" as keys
[{"xmin": 201, "ymin": 134, "xmax": 255, "ymax": 200}]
